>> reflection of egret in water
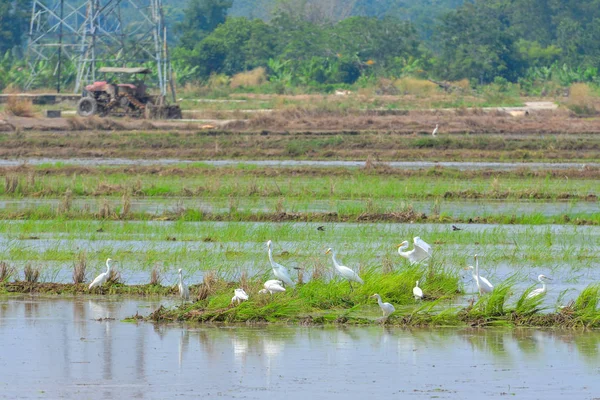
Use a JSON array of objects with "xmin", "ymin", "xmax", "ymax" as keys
[
  {"xmin": 88, "ymin": 300, "xmax": 110, "ymax": 320},
  {"xmin": 179, "ymin": 329, "xmax": 190, "ymax": 369},
  {"xmin": 231, "ymin": 334, "xmax": 249, "ymax": 368},
  {"xmin": 262, "ymin": 336, "xmax": 285, "ymax": 388}
]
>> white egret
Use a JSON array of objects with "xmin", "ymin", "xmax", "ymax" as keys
[
  {"xmin": 464, "ymin": 254, "xmax": 494, "ymax": 295},
  {"xmin": 397, "ymin": 237, "xmax": 432, "ymax": 264},
  {"xmin": 178, "ymin": 268, "xmax": 190, "ymax": 303},
  {"xmin": 325, "ymin": 248, "xmax": 364, "ymax": 290},
  {"xmin": 231, "ymin": 288, "xmax": 249, "ymax": 304},
  {"xmin": 526, "ymin": 275, "xmax": 552, "ymax": 299},
  {"xmin": 88, "ymin": 258, "xmax": 115, "ymax": 290},
  {"xmin": 266, "ymin": 240, "xmax": 295, "ymax": 287},
  {"xmin": 259, "ymin": 279, "xmax": 286, "ymax": 295},
  {"xmin": 413, "ymin": 280, "xmax": 423, "ymax": 300},
  {"xmin": 432, "ymin": 124, "xmax": 439, "ymax": 136},
  {"xmin": 371, "ymin": 294, "xmax": 395, "ymax": 318}
]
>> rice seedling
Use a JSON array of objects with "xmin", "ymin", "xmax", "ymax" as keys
[
  {"xmin": 0, "ymin": 262, "xmax": 14, "ymax": 282},
  {"xmin": 4, "ymin": 176, "xmax": 18, "ymax": 194},
  {"xmin": 107, "ymin": 269, "xmax": 122, "ymax": 285},
  {"xmin": 24, "ymin": 264, "xmax": 40, "ymax": 283},
  {"xmin": 150, "ymin": 266, "xmax": 161, "ymax": 285},
  {"xmin": 72, "ymin": 251, "xmax": 87, "ymax": 284}
]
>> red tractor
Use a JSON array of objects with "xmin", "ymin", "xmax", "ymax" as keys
[{"xmin": 77, "ymin": 67, "xmax": 181, "ymax": 119}]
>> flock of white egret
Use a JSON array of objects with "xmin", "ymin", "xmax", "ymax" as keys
[{"xmin": 88, "ymin": 236, "xmax": 553, "ymax": 320}]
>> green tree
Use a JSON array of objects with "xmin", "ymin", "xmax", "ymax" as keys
[
  {"xmin": 178, "ymin": 17, "xmax": 278, "ymax": 79},
  {"xmin": 436, "ymin": 1, "xmax": 525, "ymax": 83},
  {"xmin": 175, "ymin": 0, "xmax": 233, "ymax": 49},
  {"xmin": 0, "ymin": 0, "xmax": 30, "ymax": 53}
]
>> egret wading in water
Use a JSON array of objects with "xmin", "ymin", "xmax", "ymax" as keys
[
  {"xmin": 178, "ymin": 268, "xmax": 190, "ymax": 303},
  {"xmin": 527, "ymin": 275, "xmax": 552, "ymax": 299},
  {"xmin": 325, "ymin": 248, "xmax": 364, "ymax": 290},
  {"xmin": 266, "ymin": 240, "xmax": 295, "ymax": 287},
  {"xmin": 259, "ymin": 279, "xmax": 286, "ymax": 295},
  {"xmin": 88, "ymin": 258, "xmax": 115, "ymax": 291},
  {"xmin": 397, "ymin": 237, "xmax": 432, "ymax": 265},
  {"xmin": 464, "ymin": 254, "xmax": 494, "ymax": 295},
  {"xmin": 413, "ymin": 281, "xmax": 423, "ymax": 300},
  {"xmin": 232, "ymin": 288, "xmax": 249, "ymax": 304},
  {"xmin": 371, "ymin": 294, "xmax": 395, "ymax": 319}
]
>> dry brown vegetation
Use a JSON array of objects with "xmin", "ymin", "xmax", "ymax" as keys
[
  {"xmin": 230, "ymin": 67, "xmax": 267, "ymax": 89},
  {"xmin": 5, "ymin": 96, "xmax": 34, "ymax": 117},
  {"xmin": 72, "ymin": 252, "xmax": 87, "ymax": 284}
]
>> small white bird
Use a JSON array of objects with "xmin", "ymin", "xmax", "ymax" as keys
[
  {"xmin": 258, "ymin": 279, "xmax": 286, "ymax": 295},
  {"xmin": 88, "ymin": 258, "xmax": 115, "ymax": 290},
  {"xmin": 526, "ymin": 274, "xmax": 552, "ymax": 299},
  {"xmin": 178, "ymin": 268, "xmax": 190, "ymax": 303},
  {"xmin": 371, "ymin": 293, "xmax": 395, "ymax": 318},
  {"xmin": 266, "ymin": 240, "xmax": 295, "ymax": 287},
  {"xmin": 231, "ymin": 288, "xmax": 249, "ymax": 304},
  {"xmin": 325, "ymin": 248, "xmax": 364, "ymax": 290},
  {"xmin": 413, "ymin": 280, "xmax": 423, "ymax": 300},
  {"xmin": 432, "ymin": 124, "xmax": 439, "ymax": 136},
  {"xmin": 398, "ymin": 237, "xmax": 432, "ymax": 264},
  {"xmin": 465, "ymin": 255, "xmax": 494, "ymax": 295}
]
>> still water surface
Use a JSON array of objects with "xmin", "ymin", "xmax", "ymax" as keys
[{"xmin": 0, "ymin": 296, "xmax": 599, "ymax": 399}]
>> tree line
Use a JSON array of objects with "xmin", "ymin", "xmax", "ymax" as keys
[{"xmin": 1, "ymin": 0, "xmax": 600, "ymax": 90}]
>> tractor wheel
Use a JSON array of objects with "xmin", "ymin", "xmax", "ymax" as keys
[{"xmin": 77, "ymin": 97, "xmax": 98, "ymax": 117}]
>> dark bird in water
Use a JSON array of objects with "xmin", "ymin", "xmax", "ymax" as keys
[
  {"xmin": 96, "ymin": 227, "xmax": 104, "ymax": 233},
  {"xmin": 452, "ymin": 225, "xmax": 462, "ymax": 231},
  {"xmin": 317, "ymin": 226, "xmax": 325, "ymax": 231}
]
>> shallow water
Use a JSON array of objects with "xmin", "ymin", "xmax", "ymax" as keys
[
  {"xmin": 0, "ymin": 197, "xmax": 596, "ymax": 218},
  {"xmin": 0, "ymin": 157, "xmax": 597, "ymax": 170},
  {"xmin": 0, "ymin": 296, "xmax": 599, "ymax": 399}
]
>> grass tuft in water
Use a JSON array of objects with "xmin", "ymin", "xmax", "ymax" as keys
[
  {"xmin": 72, "ymin": 251, "xmax": 87, "ymax": 284},
  {"xmin": 24, "ymin": 264, "xmax": 40, "ymax": 283}
]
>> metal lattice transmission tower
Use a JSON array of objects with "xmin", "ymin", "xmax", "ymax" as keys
[{"xmin": 27, "ymin": 0, "xmax": 174, "ymax": 98}]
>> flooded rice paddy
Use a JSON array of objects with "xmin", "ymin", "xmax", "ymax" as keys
[
  {"xmin": 0, "ymin": 197, "xmax": 596, "ymax": 218},
  {"xmin": 0, "ymin": 296, "xmax": 599, "ymax": 399}
]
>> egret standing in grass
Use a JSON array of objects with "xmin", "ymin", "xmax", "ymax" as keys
[
  {"xmin": 325, "ymin": 248, "xmax": 364, "ymax": 290},
  {"xmin": 266, "ymin": 240, "xmax": 295, "ymax": 287},
  {"xmin": 88, "ymin": 258, "xmax": 115, "ymax": 290},
  {"xmin": 371, "ymin": 294, "xmax": 395, "ymax": 319},
  {"xmin": 232, "ymin": 288, "xmax": 249, "ymax": 304},
  {"xmin": 413, "ymin": 280, "xmax": 423, "ymax": 300},
  {"xmin": 527, "ymin": 274, "xmax": 552, "ymax": 299},
  {"xmin": 397, "ymin": 237, "xmax": 432, "ymax": 264},
  {"xmin": 464, "ymin": 254, "xmax": 494, "ymax": 295},
  {"xmin": 259, "ymin": 279, "xmax": 286, "ymax": 295},
  {"xmin": 178, "ymin": 268, "xmax": 190, "ymax": 304},
  {"xmin": 432, "ymin": 124, "xmax": 439, "ymax": 137}
]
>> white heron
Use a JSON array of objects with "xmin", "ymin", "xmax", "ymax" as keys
[
  {"xmin": 259, "ymin": 279, "xmax": 286, "ymax": 295},
  {"xmin": 432, "ymin": 124, "xmax": 439, "ymax": 136},
  {"xmin": 88, "ymin": 258, "xmax": 115, "ymax": 290},
  {"xmin": 464, "ymin": 254, "xmax": 494, "ymax": 295},
  {"xmin": 413, "ymin": 280, "xmax": 423, "ymax": 300},
  {"xmin": 266, "ymin": 240, "xmax": 295, "ymax": 287},
  {"xmin": 231, "ymin": 288, "xmax": 249, "ymax": 304},
  {"xmin": 178, "ymin": 268, "xmax": 190, "ymax": 303},
  {"xmin": 371, "ymin": 294, "xmax": 395, "ymax": 318},
  {"xmin": 397, "ymin": 237, "xmax": 432, "ymax": 264},
  {"xmin": 526, "ymin": 274, "xmax": 552, "ymax": 299},
  {"xmin": 325, "ymin": 248, "xmax": 364, "ymax": 290}
]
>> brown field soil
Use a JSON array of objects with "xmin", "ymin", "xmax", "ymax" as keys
[{"xmin": 0, "ymin": 116, "xmax": 599, "ymax": 161}]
